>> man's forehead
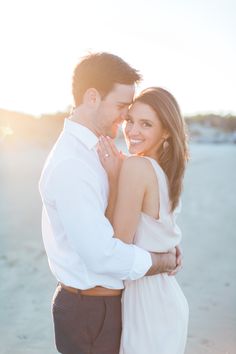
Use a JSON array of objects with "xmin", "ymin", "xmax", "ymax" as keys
[{"xmin": 110, "ymin": 83, "xmax": 135, "ymax": 102}]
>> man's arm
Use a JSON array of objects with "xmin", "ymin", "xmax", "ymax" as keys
[
  {"xmin": 146, "ymin": 250, "xmax": 177, "ymax": 276},
  {"xmin": 46, "ymin": 157, "xmax": 153, "ymax": 280}
]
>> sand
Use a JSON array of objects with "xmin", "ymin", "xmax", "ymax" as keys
[{"xmin": 0, "ymin": 140, "xmax": 236, "ymax": 354}]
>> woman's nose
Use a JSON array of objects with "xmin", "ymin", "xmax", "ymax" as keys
[{"xmin": 128, "ymin": 123, "xmax": 140, "ymax": 135}]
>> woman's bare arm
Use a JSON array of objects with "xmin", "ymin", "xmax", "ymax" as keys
[
  {"xmin": 97, "ymin": 138, "xmax": 178, "ymax": 274},
  {"xmin": 112, "ymin": 156, "xmax": 148, "ymax": 243}
]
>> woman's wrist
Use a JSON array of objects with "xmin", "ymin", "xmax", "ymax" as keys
[{"xmin": 108, "ymin": 174, "xmax": 119, "ymax": 186}]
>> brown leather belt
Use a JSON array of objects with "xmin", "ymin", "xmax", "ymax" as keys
[{"xmin": 59, "ymin": 283, "xmax": 122, "ymax": 297}]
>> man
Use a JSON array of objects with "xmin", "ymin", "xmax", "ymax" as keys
[{"xmin": 39, "ymin": 52, "xmax": 180, "ymax": 354}]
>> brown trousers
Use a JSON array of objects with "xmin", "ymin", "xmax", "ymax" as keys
[{"xmin": 52, "ymin": 285, "xmax": 122, "ymax": 354}]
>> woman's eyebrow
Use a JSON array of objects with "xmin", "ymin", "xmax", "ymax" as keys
[
  {"xmin": 117, "ymin": 100, "xmax": 133, "ymax": 106},
  {"xmin": 139, "ymin": 118, "xmax": 152, "ymax": 122}
]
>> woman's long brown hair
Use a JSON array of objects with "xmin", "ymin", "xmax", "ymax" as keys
[{"xmin": 134, "ymin": 87, "xmax": 189, "ymax": 211}]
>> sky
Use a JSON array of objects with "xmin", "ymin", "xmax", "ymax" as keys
[{"xmin": 0, "ymin": 0, "xmax": 235, "ymax": 117}]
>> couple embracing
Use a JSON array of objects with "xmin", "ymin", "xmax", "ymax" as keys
[{"xmin": 39, "ymin": 52, "xmax": 189, "ymax": 354}]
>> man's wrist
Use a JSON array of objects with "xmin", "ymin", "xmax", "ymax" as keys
[{"xmin": 146, "ymin": 252, "xmax": 176, "ymax": 276}]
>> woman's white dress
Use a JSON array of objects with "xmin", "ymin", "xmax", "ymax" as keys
[{"xmin": 119, "ymin": 157, "xmax": 189, "ymax": 354}]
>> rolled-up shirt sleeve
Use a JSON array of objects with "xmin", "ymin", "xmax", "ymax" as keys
[{"xmin": 46, "ymin": 157, "xmax": 152, "ymax": 280}]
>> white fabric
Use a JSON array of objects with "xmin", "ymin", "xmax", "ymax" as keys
[
  {"xmin": 119, "ymin": 157, "xmax": 189, "ymax": 354},
  {"xmin": 39, "ymin": 119, "xmax": 152, "ymax": 290}
]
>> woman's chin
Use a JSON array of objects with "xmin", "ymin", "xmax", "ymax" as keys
[{"xmin": 128, "ymin": 146, "xmax": 142, "ymax": 155}]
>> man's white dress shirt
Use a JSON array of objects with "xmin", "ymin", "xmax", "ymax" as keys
[{"xmin": 39, "ymin": 119, "xmax": 152, "ymax": 289}]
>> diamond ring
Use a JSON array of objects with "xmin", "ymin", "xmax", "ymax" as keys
[{"xmin": 104, "ymin": 153, "xmax": 110, "ymax": 158}]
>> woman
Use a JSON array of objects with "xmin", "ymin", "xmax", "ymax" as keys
[{"xmin": 98, "ymin": 87, "xmax": 189, "ymax": 354}]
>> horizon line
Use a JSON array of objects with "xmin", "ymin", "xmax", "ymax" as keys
[{"xmin": 0, "ymin": 106, "xmax": 236, "ymax": 119}]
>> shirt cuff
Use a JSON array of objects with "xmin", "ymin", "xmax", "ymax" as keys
[{"xmin": 127, "ymin": 245, "xmax": 152, "ymax": 280}]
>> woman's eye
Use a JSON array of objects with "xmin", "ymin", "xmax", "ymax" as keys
[{"xmin": 143, "ymin": 122, "xmax": 152, "ymax": 127}]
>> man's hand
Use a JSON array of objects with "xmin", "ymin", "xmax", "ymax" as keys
[
  {"xmin": 146, "ymin": 250, "xmax": 177, "ymax": 276},
  {"xmin": 145, "ymin": 246, "xmax": 183, "ymax": 277},
  {"xmin": 168, "ymin": 245, "xmax": 183, "ymax": 276}
]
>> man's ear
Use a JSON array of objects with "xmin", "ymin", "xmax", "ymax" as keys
[{"xmin": 83, "ymin": 88, "xmax": 101, "ymax": 107}]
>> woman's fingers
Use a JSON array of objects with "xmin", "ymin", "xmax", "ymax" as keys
[
  {"xmin": 99, "ymin": 136, "xmax": 112, "ymax": 158},
  {"xmin": 97, "ymin": 145, "xmax": 105, "ymax": 164},
  {"xmin": 99, "ymin": 136, "xmax": 121, "ymax": 158},
  {"xmin": 97, "ymin": 137, "xmax": 117, "ymax": 170},
  {"xmin": 106, "ymin": 136, "xmax": 120, "ymax": 156}
]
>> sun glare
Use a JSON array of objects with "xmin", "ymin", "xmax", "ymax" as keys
[
  {"xmin": 0, "ymin": 126, "xmax": 14, "ymax": 141},
  {"xmin": 0, "ymin": 0, "xmax": 235, "ymax": 116}
]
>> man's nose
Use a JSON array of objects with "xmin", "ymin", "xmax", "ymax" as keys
[{"xmin": 120, "ymin": 109, "xmax": 128, "ymax": 121}]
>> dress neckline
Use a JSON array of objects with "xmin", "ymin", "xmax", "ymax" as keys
[{"xmin": 140, "ymin": 156, "xmax": 168, "ymax": 222}]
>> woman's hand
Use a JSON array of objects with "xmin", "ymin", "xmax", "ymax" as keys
[{"xmin": 97, "ymin": 136, "xmax": 125, "ymax": 183}]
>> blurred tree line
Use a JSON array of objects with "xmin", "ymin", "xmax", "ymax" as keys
[{"xmin": 0, "ymin": 108, "xmax": 236, "ymax": 147}]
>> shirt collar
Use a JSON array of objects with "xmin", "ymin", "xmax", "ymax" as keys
[{"xmin": 64, "ymin": 118, "xmax": 99, "ymax": 150}]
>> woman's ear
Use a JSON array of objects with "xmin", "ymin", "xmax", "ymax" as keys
[{"xmin": 163, "ymin": 130, "xmax": 170, "ymax": 140}]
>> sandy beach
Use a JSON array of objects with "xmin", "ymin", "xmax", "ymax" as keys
[{"xmin": 0, "ymin": 141, "xmax": 236, "ymax": 354}]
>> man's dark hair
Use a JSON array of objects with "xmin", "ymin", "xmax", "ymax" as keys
[{"xmin": 72, "ymin": 52, "xmax": 141, "ymax": 106}]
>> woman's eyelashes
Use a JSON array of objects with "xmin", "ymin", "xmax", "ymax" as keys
[{"xmin": 141, "ymin": 120, "xmax": 152, "ymax": 127}]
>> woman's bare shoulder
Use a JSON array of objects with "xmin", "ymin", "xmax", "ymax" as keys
[{"xmin": 121, "ymin": 156, "xmax": 156, "ymax": 179}]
